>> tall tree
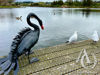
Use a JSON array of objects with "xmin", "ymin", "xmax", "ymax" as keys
[
  {"xmin": 75, "ymin": 0, "xmax": 78, "ymax": 2},
  {"xmin": 67, "ymin": 0, "xmax": 73, "ymax": 2},
  {"xmin": 82, "ymin": 0, "xmax": 93, "ymax": 6},
  {"xmin": 66, "ymin": 0, "xmax": 73, "ymax": 5},
  {"xmin": 8, "ymin": 0, "xmax": 14, "ymax": 3},
  {"xmin": 58, "ymin": 0, "xmax": 63, "ymax": 5},
  {"xmin": 87, "ymin": 0, "xmax": 93, "ymax": 6},
  {"xmin": 51, "ymin": 0, "xmax": 63, "ymax": 6}
]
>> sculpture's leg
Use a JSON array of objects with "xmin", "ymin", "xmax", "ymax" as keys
[
  {"xmin": 27, "ymin": 51, "xmax": 39, "ymax": 64},
  {"xmin": 27, "ymin": 51, "xmax": 30, "ymax": 63}
]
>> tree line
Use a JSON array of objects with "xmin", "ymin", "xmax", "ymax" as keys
[
  {"xmin": 0, "ymin": 0, "xmax": 100, "ymax": 8},
  {"xmin": 0, "ymin": 0, "xmax": 14, "ymax": 6},
  {"xmin": 51, "ymin": 0, "xmax": 94, "ymax": 7}
]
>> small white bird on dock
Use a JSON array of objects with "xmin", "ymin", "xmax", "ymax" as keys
[
  {"xmin": 91, "ymin": 30, "xmax": 99, "ymax": 42},
  {"xmin": 66, "ymin": 31, "xmax": 78, "ymax": 43}
]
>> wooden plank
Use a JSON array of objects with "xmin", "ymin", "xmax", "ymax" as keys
[{"xmin": 28, "ymin": 50, "xmax": 100, "ymax": 75}]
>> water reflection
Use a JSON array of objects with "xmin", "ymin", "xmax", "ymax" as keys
[
  {"xmin": 74, "ymin": 8, "xmax": 100, "ymax": 18},
  {"xmin": 53, "ymin": 8, "xmax": 100, "ymax": 18},
  {"xmin": 0, "ymin": 7, "xmax": 100, "ymax": 56},
  {"xmin": 53, "ymin": 9, "xmax": 63, "ymax": 15},
  {"xmin": 52, "ymin": 8, "xmax": 91, "ymax": 18},
  {"xmin": 82, "ymin": 9, "xmax": 91, "ymax": 18},
  {"xmin": 64, "ymin": 9, "xmax": 73, "ymax": 14},
  {"xmin": 0, "ymin": 9, "xmax": 15, "ymax": 20},
  {"xmin": 0, "ymin": 9, "xmax": 21, "ymax": 56}
]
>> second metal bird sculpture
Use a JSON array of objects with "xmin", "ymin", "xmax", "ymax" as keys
[{"xmin": 0, "ymin": 13, "xmax": 44, "ymax": 75}]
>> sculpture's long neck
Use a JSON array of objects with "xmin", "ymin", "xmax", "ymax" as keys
[{"xmin": 27, "ymin": 17, "xmax": 39, "ymax": 30}]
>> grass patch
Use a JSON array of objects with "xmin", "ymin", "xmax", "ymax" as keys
[{"xmin": 0, "ymin": 5, "xmax": 20, "ymax": 8}]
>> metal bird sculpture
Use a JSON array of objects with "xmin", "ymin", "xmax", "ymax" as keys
[{"xmin": 0, "ymin": 13, "xmax": 44, "ymax": 75}]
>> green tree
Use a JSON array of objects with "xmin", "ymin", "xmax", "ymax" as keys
[
  {"xmin": 58, "ymin": 0, "xmax": 63, "ymax": 5},
  {"xmin": 75, "ymin": 0, "xmax": 78, "ymax": 2},
  {"xmin": 66, "ymin": 0, "xmax": 73, "ymax": 5},
  {"xmin": 51, "ymin": 0, "xmax": 63, "ymax": 6},
  {"xmin": 51, "ymin": 1, "xmax": 57, "ymax": 5},
  {"xmin": 87, "ymin": 0, "xmax": 93, "ymax": 6},
  {"xmin": 82, "ymin": 0, "xmax": 93, "ymax": 6},
  {"xmin": 8, "ymin": 0, "xmax": 14, "ymax": 3}
]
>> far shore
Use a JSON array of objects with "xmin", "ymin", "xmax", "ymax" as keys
[
  {"xmin": 0, "ymin": 6, "xmax": 20, "ymax": 8},
  {"xmin": 0, "ymin": 5, "xmax": 100, "ymax": 9}
]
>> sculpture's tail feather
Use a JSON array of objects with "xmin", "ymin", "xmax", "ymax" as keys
[
  {"xmin": 14, "ymin": 60, "xmax": 19, "ymax": 75},
  {"xmin": 0, "ymin": 60, "xmax": 11, "ymax": 70},
  {"xmin": 4, "ymin": 63, "xmax": 15, "ymax": 75},
  {"xmin": 0, "ymin": 57, "xmax": 19, "ymax": 75},
  {"xmin": 11, "ymin": 27, "xmax": 31, "ymax": 53},
  {"xmin": 0, "ymin": 59, "xmax": 11, "ymax": 75},
  {"xmin": 0, "ymin": 57, "xmax": 8, "ymax": 65}
]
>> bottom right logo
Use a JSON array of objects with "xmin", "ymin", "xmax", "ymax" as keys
[{"xmin": 76, "ymin": 49, "xmax": 97, "ymax": 69}]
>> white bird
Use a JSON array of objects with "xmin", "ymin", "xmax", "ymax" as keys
[
  {"xmin": 91, "ymin": 30, "xmax": 99, "ymax": 42},
  {"xmin": 66, "ymin": 31, "xmax": 78, "ymax": 43}
]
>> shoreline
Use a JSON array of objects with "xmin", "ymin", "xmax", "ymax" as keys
[
  {"xmin": 0, "ymin": 5, "xmax": 100, "ymax": 9},
  {"xmin": 0, "ymin": 39, "xmax": 90, "ymax": 58},
  {"xmin": 0, "ymin": 6, "xmax": 20, "ymax": 8}
]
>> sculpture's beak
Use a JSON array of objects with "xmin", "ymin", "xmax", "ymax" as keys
[{"xmin": 41, "ymin": 25, "xmax": 44, "ymax": 30}]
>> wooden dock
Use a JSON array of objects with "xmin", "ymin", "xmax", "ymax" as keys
[{"xmin": 8, "ymin": 40, "xmax": 100, "ymax": 75}]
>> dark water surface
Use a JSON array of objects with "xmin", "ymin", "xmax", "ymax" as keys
[{"xmin": 0, "ymin": 7, "xmax": 100, "ymax": 56}]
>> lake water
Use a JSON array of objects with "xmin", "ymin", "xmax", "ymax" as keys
[{"xmin": 0, "ymin": 7, "xmax": 100, "ymax": 56}]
